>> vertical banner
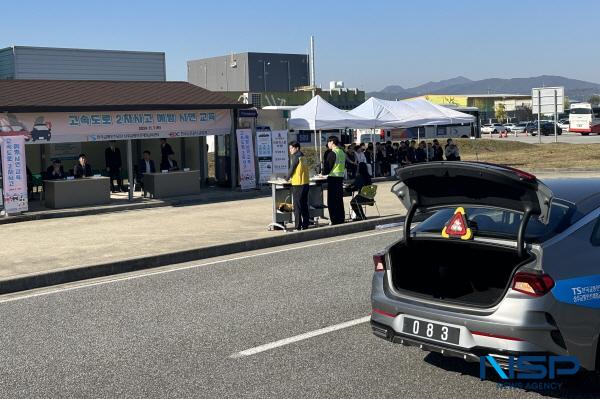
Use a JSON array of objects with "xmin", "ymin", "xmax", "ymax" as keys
[
  {"xmin": 236, "ymin": 129, "xmax": 256, "ymax": 190},
  {"xmin": 1, "ymin": 136, "xmax": 28, "ymax": 213},
  {"xmin": 256, "ymin": 129, "xmax": 273, "ymax": 184},
  {"xmin": 271, "ymin": 130, "xmax": 289, "ymax": 176}
]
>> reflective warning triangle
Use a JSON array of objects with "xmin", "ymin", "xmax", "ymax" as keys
[{"xmin": 441, "ymin": 207, "xmax": 473, "ymax": 240}]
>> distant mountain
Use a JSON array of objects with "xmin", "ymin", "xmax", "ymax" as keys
[
  {"xmin": 368, "ymin": 75, "xmax": 600, "ymax": 102},
  {"xmin": 410, "ymin": 76, "xmax": 472, "ymax": 95},
  {"xmin": 369, "ymin": 85, "xmax": 417, "ymax": 100}
]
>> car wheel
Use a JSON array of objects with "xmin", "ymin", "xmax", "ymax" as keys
[
  {"xmin": 582, "ymin": 133, "xmax": 590, "ymax": 136},
  {"xmin": 492, "ymin": 129, "xmax": 497, "ymax": 134}
]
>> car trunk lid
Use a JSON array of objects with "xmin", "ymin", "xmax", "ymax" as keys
[{"xmin": 392, "ymin": 162, "xmax": 553, "ymax": 257}]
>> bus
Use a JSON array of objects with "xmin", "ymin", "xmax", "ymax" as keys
[{"xmin": 568, "ymin": 102, "xmax": 600, "ymax": 135}]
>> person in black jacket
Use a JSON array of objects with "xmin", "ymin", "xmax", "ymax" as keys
[
  {"xmin": 160, "ymin": 153, "xmax": 179, "ymax": 172},
  {"xmin": 432, "ymin": 139, "xmax": 444, "ymax": 161},
  {"xmin": 105, "ymin": 141, "xmax": 123, "ymax": 192},
  {"xmin": 160, "ymin": 138, "xmax": 174, "ymax": 166},
  {"xmin": 350, "ymin": 162, "xmax": 373, "ymax": 221},
  {"xmin": 73, "ymin": 154, "xmax": 93, "ymax": 178},
  {"xmin": 46, "ymin": 159, "xmax": 66, "ymax": 180}
]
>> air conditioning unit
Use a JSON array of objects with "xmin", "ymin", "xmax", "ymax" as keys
[{"xmin": 250, "ymin": 93, "xmax": 262, "ymax": 108}]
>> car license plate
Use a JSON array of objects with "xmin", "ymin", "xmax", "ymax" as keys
[{"xmin": 402, "ymin": 317, "xmax": 460, "ymax": 345}]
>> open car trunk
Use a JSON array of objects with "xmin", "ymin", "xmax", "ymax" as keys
[{"xmin": 389, "ymin": 239, "xmax": 534, "ymax": 307}]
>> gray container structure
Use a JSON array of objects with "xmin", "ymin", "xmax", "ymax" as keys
[
  {"xmin": 188, "ymin": 52, "xmax": 309, "ymax": 92},
  {"xmin": 0, "ymin": 46, "xmax": 166, "ymax": 81}
]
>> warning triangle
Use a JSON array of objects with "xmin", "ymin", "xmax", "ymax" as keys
[
  {"xmin": 441, "ymin": 207, "xmax": 473, "ymax": 240},
  {"xmin": 446, "ymin": 212, "xmax": 467, "ymax": 236}
]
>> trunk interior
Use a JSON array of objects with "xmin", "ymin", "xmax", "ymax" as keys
[{"xmin": 390, "ymin": 239, "xmax": 532, "ymax": 307}]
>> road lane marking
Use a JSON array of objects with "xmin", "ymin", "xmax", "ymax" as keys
[
  {"xmin": 230, "ymin": 316, "xmax": 371, "ymax": 358},
  {"xmin": 0, "ymin": 229, "xmax": 400, "ymax": 304}
]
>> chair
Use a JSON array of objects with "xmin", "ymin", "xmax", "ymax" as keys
[{"xmin": 350, "ymin": 184, "xmax": 379, "ymax": 220}]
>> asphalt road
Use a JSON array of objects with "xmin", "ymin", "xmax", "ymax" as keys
[
  {"xmin": 486, "ymin": 131, "xmax": 600, "ymax": 144},
  {"xmin": 0, "ymin": 230, "xmax": 598, "ymax": 398}
]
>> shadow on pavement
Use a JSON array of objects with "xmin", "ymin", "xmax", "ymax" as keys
[{"xmin": 424, "ymin": 352, "xmax": 600, "ymax": 398}]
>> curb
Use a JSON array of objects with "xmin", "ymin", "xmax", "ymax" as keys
[
  {"xmin": 0, "ymin": 188, "xmax": 272, "ymax": 225},
  {"xmin": 0, "ymin": 214, "xmax": 404, "ymax": 295}
]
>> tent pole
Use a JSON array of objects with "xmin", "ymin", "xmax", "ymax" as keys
[
  {"xmin": 371, "ymin": 128, "xmax": 376, "ymax": 177},
  {"xmin": 318, "ymin": 130, "xmax": 323, "ymax": 171}
]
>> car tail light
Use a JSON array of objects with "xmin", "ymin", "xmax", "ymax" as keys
[
  {"xmin": 512, "ymin": 272, "xmax": 555, "ymax": 297},
  {"xmin": 373, "ymin": 254, "xmax": 386, "ymax": 272}
]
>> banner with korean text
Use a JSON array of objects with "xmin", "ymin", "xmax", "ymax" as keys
[
  {"xmin": 0, "ymin": 109, "xmax": 231, "ymax": 144},
  {"xmin": 1, "ymin": 136, "xmax": 28, "ymax": 213},
  {"xmin": 236, "ymin": 129, "xmax": 256, "ymax": 190}
]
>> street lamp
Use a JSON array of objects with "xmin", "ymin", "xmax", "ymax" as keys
[
  {"xmin": 258, "ymin": 60, "xmax": 270, "ymax": 91},
  {"xmin": 280, "ymin": 60, "xmax": 291, "ymax": 91}
]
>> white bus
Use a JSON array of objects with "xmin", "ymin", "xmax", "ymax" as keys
[{"xmin": 569, "ymin": 102, "xmax": 600, "ymax": 135}]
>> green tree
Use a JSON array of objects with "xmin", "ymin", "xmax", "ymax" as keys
[
  {"xmin": 588, "ymin": 95, "xmax": 600, "ymax": 106},
  {"xmin": 495, "ymin": 103, "xmax": 507, "ymax": 122}
]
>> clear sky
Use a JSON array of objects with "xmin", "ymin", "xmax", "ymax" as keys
[{"xmin": 3, "ymin": 0, "xmax": 599, "ymax": 91}]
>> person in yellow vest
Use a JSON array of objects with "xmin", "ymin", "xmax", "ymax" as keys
[
  {"xmin": 322, "ymin": 136, "xmax": 346, "ymax": 225},
  {"xmin": 286, "ymin": 141, "xmax": 310, "ymax": 230}
]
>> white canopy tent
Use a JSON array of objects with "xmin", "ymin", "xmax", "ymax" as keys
[
  {"xmin": 288, "ymin": 95, "xmax": 376, "ymax": 130},
  {"xmin": 288, "ymin": 95, "xmax": 376, "ymax": 168},
  {"xmin": 349, "ymin": 97, "xmax": 475, "ymax": 128},
  {"xmin": 349, "ymin": 97, "xmax": 476, "ymax": 175}
]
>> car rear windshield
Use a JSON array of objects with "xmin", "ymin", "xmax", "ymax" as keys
[
  {"xmin": 414, "ymin": 201, "xmax": 573, "ymax": 243},
  {"xmin": 570, "ymin": 108, "xmax": 592, "ymax": 114}
]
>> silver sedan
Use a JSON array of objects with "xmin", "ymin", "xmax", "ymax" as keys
[{"xmin": 370, "ymin": 162, "xmax": 600, "ymax": 375}]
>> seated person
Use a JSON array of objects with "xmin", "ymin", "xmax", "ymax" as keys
[
  {"xmin": 160, "ymin": 153, "xmax": 179, "ymax": 172},
  {"xmin": 46, "ymin": 159, "xmax": 66, "ymax": 180},
  {"xmin": 73, "ymin": 153, "xmax": 93, "ymax": 178},
  {"xmin": 350, "ymin": 163, "xmax": 373, "ymax": 221},
  {"xmin": 137, "ymin": 150, "xmax": 156, "ymax": 194}
]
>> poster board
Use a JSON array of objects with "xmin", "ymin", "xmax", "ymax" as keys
[
  {"xmin": 256, "ymin": 129, "xmax": 273, "ymax": 184},
  {"xmin": 236, "ymin": 129, "xmax": 256, "ymax": 190},
  {"xmin": 271, "ymin": 131, "xmax": 289, "ymax": 177}
]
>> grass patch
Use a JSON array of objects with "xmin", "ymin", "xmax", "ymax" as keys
[{"xmin": 457, "ymin": 139, "xmax": 600, "ymax": 169}]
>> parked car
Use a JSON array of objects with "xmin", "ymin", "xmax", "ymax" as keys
[
  {"xmin": 558, "ymin": 119, "xmax": 570, "ymax": 131},
  {"xmin": 503, "ymin": 123, "xmax": 516, "ymax": 132},
  {"xmin": 511, "ymin": 122, "xmax": 536, "ymax": 135},
  {"xmin": 532, "ymin": 121, "xmax": 563, "ymax": 136},
  {"xmin": 481, "ymin": 123, "xmax": 507, "ymax": 134},
  {"xmin": 370, "ymin": 162, "xmax": 600, "ymax": 374}
]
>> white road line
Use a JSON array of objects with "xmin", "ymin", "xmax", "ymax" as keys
[
  {"xmin": 0, "ymin": 229, "xmax": 400, "ymax": 304},
  {"xmin": 230, "ymin": 316, "xmax": 371, "ymax": 358}
]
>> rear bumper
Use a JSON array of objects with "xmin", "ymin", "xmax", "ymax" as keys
[
  {"xmin": 569, "ymin": 128, "xmax": 591, "ymax": 133},
  {"xmin": 370, "ymin": 319, "xmax": 549, "ymax": 367}
]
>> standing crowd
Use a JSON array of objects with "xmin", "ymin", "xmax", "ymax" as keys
[{"xmin": 345, "ymin": 138, "xmax": 461, "ymax": 178}]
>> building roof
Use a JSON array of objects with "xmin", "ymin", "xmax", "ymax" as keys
[
  {"xmin": 2, "ymin": 45, "xmax": 165, "ymax": 56},
  {"xmin": 0, "ymin": 80, "xmax": 249, "ymax": 112},
  {"xmin": 429, "ymin": 93, "xmax": 531, "ymax": 98}
]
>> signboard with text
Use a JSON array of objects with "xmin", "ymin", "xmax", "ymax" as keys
[
  {"xmin": 256, "ymin": 129, "xmax": 273, "ymax": 184},
  {"xmin": 0, "ymin": 109, "xmax": 232, "ymax": 144},
  {"xmin": 1, "ymin": 136, "xmax": 28, "ymax": 213},
  {"xmin": 271, "ymin": 131, "xmax": 289, "ymax": 177},
  {"xmin": 236, "ymin": 129, "xmax": 256, "ymax": 190}
]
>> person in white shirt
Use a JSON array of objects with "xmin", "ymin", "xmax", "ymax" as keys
[{"xmin": 355, "ymin": 145, "xmax": 367, "ymax": 164}]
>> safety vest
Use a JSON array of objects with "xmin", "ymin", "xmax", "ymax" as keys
[
  {"xmin": 291, "ymin": 154, "xmax": 310, "ymax": 185},
  {"xmin": 330, "ymin": 147, "xmax": 346, "ymax": 177}
]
